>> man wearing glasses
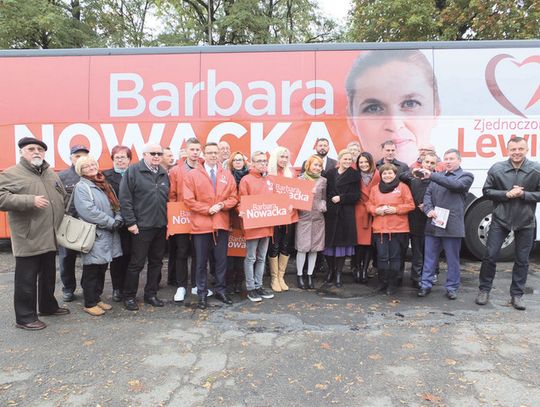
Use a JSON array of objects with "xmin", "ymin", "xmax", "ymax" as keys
[
  {"xmin": 0, "ymin": 137, "xmax": 70, "ymax": 330},
  {"xmin": 184, "ymin": 142, "xmax": 238, "ymax": 309},
  {"xmin": 120, "ymin": 143, "xmax": 170, "ymax": 311}
]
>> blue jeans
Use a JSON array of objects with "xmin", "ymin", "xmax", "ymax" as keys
[
  {"xmin": 479, "ymin": 219, "xmax": 534, "ymax": 297},
  {"xmin": 421, "ymin": 236, "xmax": 462, "ymax": 292},
  {"xmin": 244, "ymin": 238, "xmax": 269, "ymax": 291}
]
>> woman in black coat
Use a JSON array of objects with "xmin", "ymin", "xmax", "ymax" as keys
[{"xmin": 323, "ymin": 149, "xmax": 361, "ymax": 287}]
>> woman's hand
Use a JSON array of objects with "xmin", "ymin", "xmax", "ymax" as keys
[
  {"xmin": 384, "ymin": 206, "xmax": 397, "ymax": 214},
  {"xmin": 375, "ymin": 206, "xmax": 386, "ymax": 216},
  {"xmin": 331, "ymin": 195, "xmax": 340, "ymax": 204}
]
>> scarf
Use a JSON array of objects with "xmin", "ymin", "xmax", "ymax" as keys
[
  {"xmin": 113, "ymin": 165, "xmax": 127, "ymax": 175},
  {"xmin": 232, "ymin": 166, "xmax": 249, "ymax": 186},
  {"xmin": 303, "ymin": 170, "xmax": 321, "ymax": 181},
  {"xmin": 361, "ymin": 171, "xmax": 373, "ymax": 186},
  {"xmin": 83, "ymin": 171, "xmax": 120, "ymax": 211},
  {"xmin": 378, "ymin": 176, "xmax": 400, "ymax": 194}
]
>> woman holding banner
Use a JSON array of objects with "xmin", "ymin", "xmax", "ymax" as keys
[
  {"xmin": 226, "ymin": 151, "xmax": 249, "ymax": 294},
  {"xmin": 267, "ymin": 146, "xmax": 298, "ymax": 293},
  {"xmin": 323, "ymin": 150, "xmax": 361, "ymax": 288},
  {"xmin": 295, "ymin": 155, "xmax": 327, "ymax": 289}
]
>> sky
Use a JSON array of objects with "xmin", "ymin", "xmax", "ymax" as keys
[{"xmin": 317, "ymin": 0, "xmax": 351, "ymax": 23}]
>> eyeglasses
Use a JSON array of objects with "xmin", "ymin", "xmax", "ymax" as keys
[
  {"xmin": 232, "ymin": 158, "xmax": 244, "ymax": 162},
  {"xmin": 113, "ymin": 156, "xmax": 128, "ymax": 160},
  {"xmin": 146, "ymin": 152, "xmax": 163, "ymax": 157},
  {"xmin": 254, "ymin": 160, "xmax": 268, "ymax": 164}
]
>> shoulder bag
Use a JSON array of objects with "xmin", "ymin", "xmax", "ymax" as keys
[{"xmin": 56, "ymin": 182, "xmax": 96, "ymax": 253}]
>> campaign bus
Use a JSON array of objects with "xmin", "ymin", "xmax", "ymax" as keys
[{"xmin": 1, "ymin": 40, "xmax": 539, "ymax": 260}]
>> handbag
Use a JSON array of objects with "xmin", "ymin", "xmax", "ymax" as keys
[{"xmin": 56, "ymin": 183, "xmax": 96, "ymax": 253}]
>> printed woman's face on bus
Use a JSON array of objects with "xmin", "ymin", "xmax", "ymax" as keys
[{"xmin": 349, "ymin": 60, "xmax": 439, "ymax": 165}]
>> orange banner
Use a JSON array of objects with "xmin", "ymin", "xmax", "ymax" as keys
[
  {"xmin": 239, "ymin": 194, "xmax": 291, "ymax": 229},
  {"xmin": 167, "ymin": 202, "xmax": 191, "ymax": 234},
  {"xmin": 271, "ymin": 175, "xmax": 314, "ymax": 211},
  {"xmin": 227, "ymin": 229, "xmax": 247, "ymax": 257}
]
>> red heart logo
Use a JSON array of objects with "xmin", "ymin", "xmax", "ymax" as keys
[{"xmin": 485, "ymin": 54, "xmax": 540, "ymax": 118}]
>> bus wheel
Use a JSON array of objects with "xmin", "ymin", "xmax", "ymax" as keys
[{"xmin": 464, "ymin": 200, "xmax": 514, "ymax": 261}]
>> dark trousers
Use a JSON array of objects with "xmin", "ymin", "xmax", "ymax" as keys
[
  {"xmin": 173, "ymin": 233, "xmax": 194, "ymax": 288},
  {"xmin": 14, "ymin": 251, "xmax": 59, "ymax": 324},
  {"xmin": 227, "ymin": 256, "xmax": 245, "ymax": 287},
  {"xmin": 410, "ymin": 234, "xmax": 425, "ymax": 282},
  {"xmin": 422, "ymin": 236, "xmax": 462, "ymax": 292},
  {"xmin": 167, "ymin": 236, "xmax": 178, "ymax": 286},
  {"xmin": 59, "ymin": 245, "xmax": 78, "ymax": 294},
  {"xmin": 109, "ymin": 228, "xmax": 131, "ymax": 291},
  {"xmin": 82, "ymin": 263, "xmax": 108, "ymax": 308},
  {"xmin": 479, "ymin": 220, "xmax": 534, "ymax": 297},
  {"xmin": 193, "ymin": 231, "xmax": 229, "ymax": 297},
  {"xmin": 268, "ymin": 225, "xmax": 293, "ymax": 257},
  {"xmin": 375, "ymin": 233, "xmax": 408, "ymax": 283},
  {"xmin": 123, "ymin": 227, "xmax": 166, "ymax": 299}
]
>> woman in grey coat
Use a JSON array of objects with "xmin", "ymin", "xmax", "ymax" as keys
[
  {"xmin": 295, "ymin": 155, "xmax": 327, "ymax": 289},
  {"xmin": 74, "ymin": 156, "xmax": 123, "ymax": 316}
]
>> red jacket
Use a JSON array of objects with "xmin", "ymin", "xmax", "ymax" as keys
[
  {"xmin": 367, "ymin": 182, "xmax": 414, "ymax": 234},
  {"xmin": 183, "ymin": 165, "xmax": 238, "ymax": 234},
  {"xmin": 239, "ymin": 169, "xmax": 274, "ymax": 240},
  {"xmin": 169, "ymin": 160, "xmax": 195, "ymax": 202},
  {"xmin": 355, "ymin": 171, "xmax": 380, "ymax": 245}
]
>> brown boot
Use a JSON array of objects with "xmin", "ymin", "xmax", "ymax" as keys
[
  {"xmin": 269, "ymin": 256, "xmax": 281, "ymax": 292},
  {"xmin": 278, "ymin": 254, "xmax": 290, "ymax": 291},
  {"xmin": 84, "ymin": 306, "xmax": 105, "ymax": 316}
]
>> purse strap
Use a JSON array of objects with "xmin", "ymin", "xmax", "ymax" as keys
[{"xmin": 66, "ymin": 181, "xmax": 94, "ymax": 212}]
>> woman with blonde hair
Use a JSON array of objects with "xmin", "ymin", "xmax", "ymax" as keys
[
  {"xmin": 73, "ymin": 156, "xmax": 123, "ymax": 316},
  {"xmin": 295, "ymin": 155, "xmax": 327, "ymax": 289},
  {"xmin": 267, "ymin": 146, "xmax": 297, "ymax": 292},
  {"xmin": 323, "ymin": 149, "xmax": 360, "ymax": 287}
]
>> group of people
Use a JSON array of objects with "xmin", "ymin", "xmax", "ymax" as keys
[{"xmin": 0, "ymin": 134, "xmax": 538, "ymax": 331}]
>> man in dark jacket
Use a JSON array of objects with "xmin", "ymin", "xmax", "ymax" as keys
[
  {"xmin": 0, "ymin": 137, "xmax": 70, "ymax": 330},
  {"xmin": 417, "ymin": 149, "xmax": 474, "ymax": 299},
  {"xmin": 476, "ymin": 137, "xmax": 540, "ymax": 310},
  {"xmin": 58, "ymin": 144, "xmax": 89, "ymax": 301},
  {"xmin": 120, "ymin": 143, "xmax": 170, "ymax": 311},
  {"xmin": 375, "ymin": 140, "xmax": 410, "ymax": 180}
]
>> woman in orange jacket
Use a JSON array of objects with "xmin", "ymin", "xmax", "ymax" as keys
[{"xmin": 367, "ymin": 163, "xmax": 415, "ymax": 295}]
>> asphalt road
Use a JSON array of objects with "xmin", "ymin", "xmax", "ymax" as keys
[{"xmin": 0, "ymin": 241, "xmax": 539, "ymax": 407}]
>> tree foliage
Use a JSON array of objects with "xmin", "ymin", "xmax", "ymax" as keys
[{"xmin": 348, "ymin": 0, "xmax": 540, "ymax": 41}]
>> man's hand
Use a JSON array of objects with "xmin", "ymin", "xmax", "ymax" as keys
[
  {"xmin": 331, "ymin": 195, "xmax": 340, "ymax": 204},
  {"xmin": 506, "ymin": 185, "xmax": 524, "ymax": 199},
  {"xmin": 209, "ymin": 203, "xmax": 224, "ymax": 215},
  {"xmin": 128, "ymin": 224, "xmax": 139, "ymax": 234},
  {"xmin": 427, "ymin": 210, "xmax": 437, "ymax": 219},
  {"xmin": 34, "ymin": 195, "xmax": 49, "ymax": 209}
]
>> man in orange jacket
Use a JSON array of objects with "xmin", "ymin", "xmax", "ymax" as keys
[{"xmin": 184, "ymin": 142, "xmax": 238, "ymax": 310}]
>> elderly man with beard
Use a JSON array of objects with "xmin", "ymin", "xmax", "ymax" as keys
[{"xmin": 0, "ymin": 137, "xmax": 70, "ymax": 330}]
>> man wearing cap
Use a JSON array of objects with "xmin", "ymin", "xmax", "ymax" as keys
[
  {"xmin": 0, "ymin": 137, "xmax": 70, "ymax": 330},
  {"xmin": 58, "ymin": 144, "xmax": 89, "ymax": 302}
]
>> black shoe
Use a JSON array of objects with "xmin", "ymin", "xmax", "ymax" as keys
[
  {"xmin": 62, "ymin": 291, "xmax": 75, "ymax": 302},
  {"xmin": 215, "ymin": 292, "xmax": 233, "ymax": 305},
  {"xmin": 16, "ymin": 319, "xmax": 47, "ymax": 330},
  {"xmin": 234, "ymin": 282, "xmax": 242, "ymax": 294},
  {"xmin": 198, "ymin": 296, "xmax": 207, "ymax": 310},
  {"xmin": 335, "ymin": 271, "xmax": 343, "ymax": 288},
  {"xmin": 112, "ymin": 289, "xmax": 123, "ymax": 302},
  {"xmin": 324, "ymin": 271, "xmax": 334, "ymax": 284},
  {"xmin": 417, "ymin": 288, "xmax": 431, "ymax": 297},
  {"xmin": 352, "ymin": 267, "xmax": 361, "ymax": 283},
  {"xmin": 359, "ymin": 269, "xmax": 368, "ymax": 284},
  {"xmin": 144, "ymin": 296, "xmax": 164, "ymax": 307},
  {"xmin": 39, "ymin": 307, "xmax": 70, "ymax": 316},
  {"xmin": 306, "ymin": 275, "xmax": 314, "ymax": 289},
  {"xmin": 297, "ymin": 275, "xmax": 306, "ymax": 290},
  {"xmin": 411, "ymin": 280, "xmax": 421, "ymax": 289},
  {"xmin": 124, "ymin": 298, "xmax": 139, "ymax": 311},
  {"xmin": 256, "ymin": 287, "xmax": 275, "ymax": 299},
  {"xmin": 446, "ymin": 291, "xmax": 457, "ymax": 300}
]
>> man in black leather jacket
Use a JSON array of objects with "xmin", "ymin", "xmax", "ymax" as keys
[{"xmin": 476, "ymin": 137, "xmax": 540, "ymax": 310}]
